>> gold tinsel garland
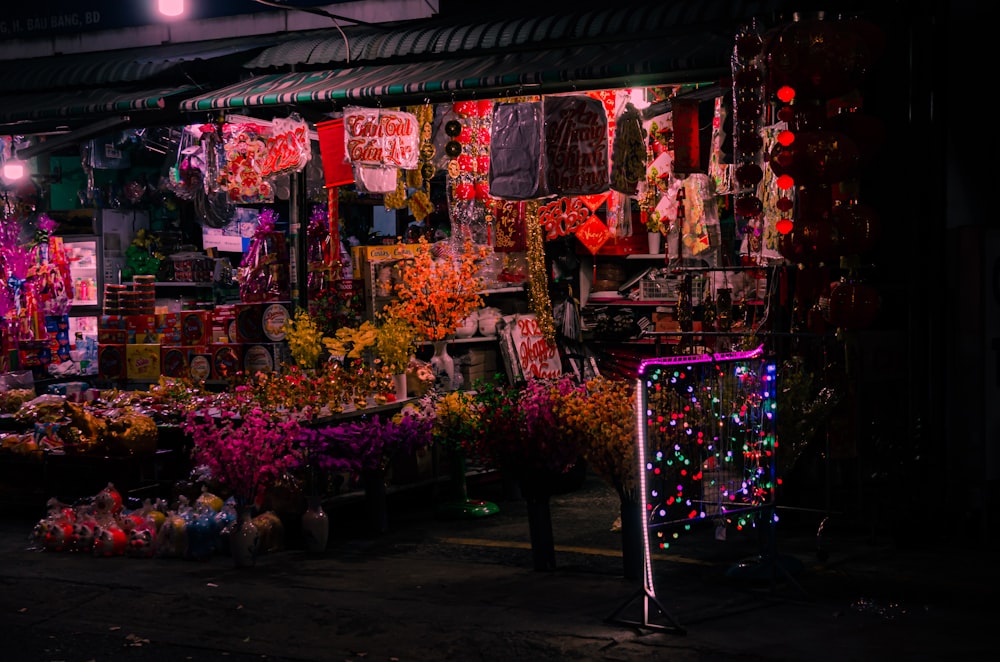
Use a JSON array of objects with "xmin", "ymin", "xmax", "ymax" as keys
[
  {"xmin": 524, "ymin": 200, "xmax": 556, "ymax": 345},
  {"xmin": 383, "ymin": 104, "xmax": 435, "ymax": 221}
]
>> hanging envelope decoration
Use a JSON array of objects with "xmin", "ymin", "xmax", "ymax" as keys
[
  {"xmin": 315, "ymin": 118, "xmax": 355, "ymax": 187},
  {"xmin": 543, "ymin": 95, "xmax": 609, "ymax": 196},
  {"xmin": 489, "ymin": 101, "xmax": 548, "ymax": 200},
  {"xmin": 342, "ymin": 106, "xmax": 419, "ymax": 169}
]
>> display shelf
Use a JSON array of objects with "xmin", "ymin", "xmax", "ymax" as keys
[{"xmin": 153, "ymin": 281, "xmax": 215, "ymax": 287}]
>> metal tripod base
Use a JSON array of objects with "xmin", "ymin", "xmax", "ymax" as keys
[{"xmin": 605, "ymin": 584, "xmax": 686, "ymax": 635}]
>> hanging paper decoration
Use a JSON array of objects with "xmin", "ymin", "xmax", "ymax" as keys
[
  {"xmin": 670, "ymin": 97, "xmax": 702, "ymax": 175},
  {"xmin": 538, "ymin": 197, "xmax": 591, "ymax": 241},
  {"xmin": 219, "ymin": 122, "xmax": 273, "ymax": 203},
  {"xmin": 489, "ymin": 200, "xmax": 527, "ymax": 253},
  {"xmin": 574, "ymin": 215, "xmax": 611, "ymax": 255},
  {"xmin": 542, "ymin": 94, "xmax": 609, "ymax": 196},
  {"xmin": 315, "ymin": 118, "xmax": 355, "ymax": 187},
  {"xmin": 261, "ymin": 115, "xmax": 311, "ymax": 178}
]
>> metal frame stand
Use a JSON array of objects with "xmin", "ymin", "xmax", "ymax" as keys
[{"xmin": 605, "ymin": 583, "xmax": 686, "ymax": 635}]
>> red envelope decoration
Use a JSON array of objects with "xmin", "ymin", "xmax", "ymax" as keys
[
  {"xmin": 575, "ymin": 216, "xmax": 611, "ymax": 255},
  {"xmin": 577, "ymin": 192, "xmax": 610, "ymax": 213}
]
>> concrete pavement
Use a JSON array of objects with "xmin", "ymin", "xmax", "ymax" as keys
[{"xmin": 0, "ymin": 470, "xmax": 994, "ymax": 661}]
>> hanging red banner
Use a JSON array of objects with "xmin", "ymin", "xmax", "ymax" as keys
[{"xmin": 492, "ymin": 200, "xmax": 527, "ymax": 252}]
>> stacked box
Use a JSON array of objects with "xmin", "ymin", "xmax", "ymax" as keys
[
  {"xmin": 210, "ymin": 343, "xmax": 242, "ymax": 380},
  {"xmin": 260, "ymin": 302, "xmax": 292, "ymax": 342},
  {"xmin": 212, "ymin": 305, "xmax": 239, "ymax": 343},
  {"xmin": 188, "ymin": 350, "xmax": 212, "ymax": 381},
  {"xmin": 459, "ymin": 347, "xmax": 499, "ymax": 385},
  {"xmin": 242, "ymin": 342, "xmax": 292, "ymax": 375},
  {"xmin": 98, "ymin": 344, "xmax": 126, "ymax": 379},
  {"xmin": 160, "ymin": 346, "xmax": 189, "ymax": 378},
  {"xmin": 180, "ymin": 310, "xmax": 211, "ymax": 346},
  {"xmin": 125, "ymin": 314, "xmax": 159, "ymax": 344},
  {"xmin": 126, "ymin": 344, "xmax": 161, "ymax": 380},
  {"xmin": 234, "ymin": 304, "xmax": 265, "ymax": 343}
]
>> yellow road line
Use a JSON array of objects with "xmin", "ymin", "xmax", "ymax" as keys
[{"xmin": 435, "ymin": 536, "xmax": 717, "ymax": 566}]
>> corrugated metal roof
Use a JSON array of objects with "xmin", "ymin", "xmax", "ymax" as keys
[
  {"xmin": 245, "ymin": 0, "xmax": 786, "ymax": 69},
  {"xmin": 181, "ymin": 35, "xmax": 724, "ymax": 112},
  {"xmin": 0, "ymin": 35, "xmax": 293, "ymax": 93}
]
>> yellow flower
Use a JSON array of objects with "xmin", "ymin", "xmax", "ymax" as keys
[{"xmin": 283, "ymin": 310, "xmax": 327, "ymax": 370}]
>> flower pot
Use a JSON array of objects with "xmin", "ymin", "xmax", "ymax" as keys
[
  {"xmin": 647, "ymin": 231, "xmax": 663, "ymax": 255},
  {"xmin": 454, "ymin": 311, "xmax": 479, "ymax": 338},
  {"xmin": 477, "ymin": 307, "xmax": 502, "ymax": 336}
]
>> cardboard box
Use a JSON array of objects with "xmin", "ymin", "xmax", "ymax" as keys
[
  {"xmin": 97, "ymin": 328, "xmax": 128, "ymax": 345},
  {"xmin": 97, "ymin": 344, "xmax": 126, "ymax": 380},
  {"xmin": 180, "ymin": 310, "xmax": 211, "ymax": 346},
  {"xmin": 351, "ymin": 243, "xmax": 422, "ymax": 279},
  {"xmin": 234, "ymin": 304, "xmax": 265, "ymax": 343},
  {"xmin": 126, "ymin": 343, "xmax": 161, "ymax": 380}
]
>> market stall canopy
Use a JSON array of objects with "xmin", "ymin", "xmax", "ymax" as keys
[
  {"xmin": 180, "ymin": 35, "xmax": 724, "ymax": 113},
  {"xmin": 0, "ymin": 34, "xmax": 301, "ymax": 133}
]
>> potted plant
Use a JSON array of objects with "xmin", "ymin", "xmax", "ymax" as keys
[
  {"xmin": 374, "ymin": 313, "xmax": 418, "ymax": 400},
  {"xmin": 643, "ymin": 211, "xmax": 666, "ymax": 254}
]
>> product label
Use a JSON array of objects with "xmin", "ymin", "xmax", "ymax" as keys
[{"xmin": 262, "ymin": 303, "xmax": 289, "ymax": 342}]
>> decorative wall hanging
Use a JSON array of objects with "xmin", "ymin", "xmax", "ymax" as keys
[
  {"xmin": 342, "ymin": 106, "xmax": 419, "ymax": 169},
  {"xmin": 261, "ymin": 115, "xmax": 311, "ymax": 178},
  {"xmin": 489, "ymin": 101, "xmax": 546, "ymax": 200}
]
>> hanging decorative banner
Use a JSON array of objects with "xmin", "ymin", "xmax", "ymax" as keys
[
  {"xmin": 577, "ymin": 192, "xmax": 610, "ymax": 213},
  {"xmin": 219, "ymin": 122, "xmax": 273, "ymax": 203},
  {"xmin": 543, "ymin": 94, "xmax": 609, "ymax": 196},
  {"xmin": 491, "ymin": 200, "xmax": 527, "ymax": 252},
  {"xmin": 538, "ymin": 197, "xmax": 591, "ymax": 240},
  {"xmin": 315, "ymin": 118, "xmax": 355, "ymax": 187},
  {"xmin": 261, "ymin": 116, "xmax": 311, "ymax": 177},
  {"xmin": 489, "ymin": 101, "xmax": 547, "ymax": 200},
  {"xmin": 342, "ymin": 106, "xmax": 419, "ymax": 169},
  {"xmin": 671, "ymin": 97, "xmax": 702, "ymax": 174},
  {"xmin": 574, "ymin": 215, "xmax": 611, "ymax": 255}
]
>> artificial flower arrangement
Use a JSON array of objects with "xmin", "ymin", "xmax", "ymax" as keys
[
  {"xmin": 283, "ymin": 309, "xmax": 327, "ymax": 370},
  {"xmin": 555, "ymin": 375, "xmax": 639, "ymax": 502},
  {"xmin": 381, "ymin": 235, "xmax": 490, "ymax": 342},
  {"xmin": 428, "ymin": 389, "xmax": 482, "ymax": 457},
  {"xmin": 471, "ymin": 373, "xmax": 585, "ymax": 479},
  {"xmin": 643, "ymin": 210, "xmax": 667, "ymax": 234},
  {"xmin": 296, "ymin": 403, "xmax": 433, "ymax": 477},
  {"xmin": 322, "ymin": 320, "xmax": 394, "ymax": 408},
  {"xmin": 181, "ymin": 400, "xmax": 304, "ymax": 510},
  {"xmin": 374, "ymin": 313, "xmax": 418, "ymax": 375}
]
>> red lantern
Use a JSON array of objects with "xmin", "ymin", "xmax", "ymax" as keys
[
  {"xmin": 774, "ymin": 130, "xmax": 861, "ymax": 186},
  {"xmin": 476, "ymin": 154, "xmax": 491, "ymax": 174},
  {"xmin": 827, "ymin": 280, "xmax": 880, "ymax": 329},
  {"xmin": 453, "ymin": 182, "xmax": 475, "ymax": 200},
  {"xmin": 474, "ymin": 180, "xmax": 491, "ymax": 201},
  {"xmin": 777, "ymin": 218, "xmax": 840, "ymax": 265},
  {"xmin": 457, "ymin": 154, "xmax": 475, "ymax": 172},
  {"xmin": 453, "ymin": 100, "xmax": 477, "ymax": 117},
  {"xmin": 832, "ymin": 202, "xmax": 881, "ymax": 255}
]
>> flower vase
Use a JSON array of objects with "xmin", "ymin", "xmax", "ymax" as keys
[
  {"xmin": 647, "ymin": 231, "xmax": 662, "ymax": 255},
  {"xmin": 430, "ymin": 340, "xmax": 455, "ymax": 391},
  {"xmin": 393, "ymin": 373, "xmax": 408, "ymax": 401},
  {"xmin": 519, "ymin": 473, "xmax": 556, "ymax": 571},
  {"xmin": 231, "ymin": 507, "xmax": 260, "ymax": 568},
  {"xmin": 300, "ymin": 496, "xmax": 329, "ymax": 553},
  {"xmin": 620, "ymin": 498, "xmax": 644, "ymax": 582}
]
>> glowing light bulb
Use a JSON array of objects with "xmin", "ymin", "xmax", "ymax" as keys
[{"xmin": 159, "ymin": 0, "xmax": 184, "ymax": 17}]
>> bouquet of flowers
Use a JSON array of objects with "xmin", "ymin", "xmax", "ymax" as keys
[
  {"xmin": 473, "ymin": 374, "xmax": 584, "ymax": 478},
  {"xmin": 555, "ymin": 375, "xmax": 638, "ymax": 502},
  {"xmin": 430, "ymin": 389, "xmax": 482, "ymax": 456},
  {"xmin": 182, "ymin": 403, "xmax": 304, "ymax": 509},
  {"xmin": 374, "ymin": 313, "xmax": 417, "ymax": 375},
  {"xmin": 283, "ymin": 309, "xmax": 327, "ymax": 370},
  {"xmin": 382, "ymin": 237, "xmax": 489, "ymax": 342}
]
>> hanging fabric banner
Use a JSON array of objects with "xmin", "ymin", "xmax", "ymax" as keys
[{"xmin": 542, "ymin": 94, "xmax": 609, "ymax": 196}]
